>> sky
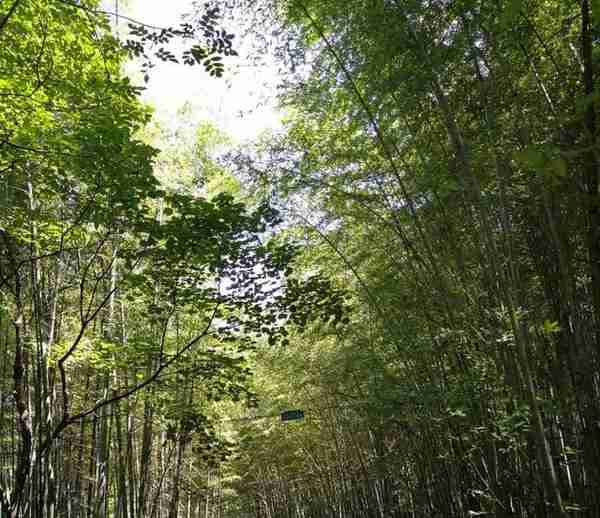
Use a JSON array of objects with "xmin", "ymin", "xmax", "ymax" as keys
[{"xmin": 107, "ymin": 0, "xmax": 282, "ymax": 143}]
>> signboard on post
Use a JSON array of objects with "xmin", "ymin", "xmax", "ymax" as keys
[{"xmin": 281, "ymin": 409, "xmax": 304, "ymax": 422}]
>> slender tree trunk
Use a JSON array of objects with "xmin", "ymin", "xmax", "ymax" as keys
[{"xmin": 11, "ymin": 254, "xmax": 32, "ymax": 518}]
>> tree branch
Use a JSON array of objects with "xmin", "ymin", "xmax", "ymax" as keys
[
  {"xmin": 0, "ymin": 0, "xmax": 22, "ymax": 35},
  {"xmin": 53, "ymin": 0, "xmax": 175, "ymax": 32},
  {"xmin": 44, "ymin": 304, "xmax": 220, "ymax": 452}
]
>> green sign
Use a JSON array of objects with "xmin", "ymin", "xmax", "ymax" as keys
[{"xmin": 281, "ymin": 410, "xmax": 304, "ymax": 422}]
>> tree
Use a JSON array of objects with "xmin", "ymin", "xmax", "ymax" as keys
[
  {"xmin": 226, "ymin": 0, "xmax": 600, "ymax": 516},
  {"xmin": 0, "ymin": 2, "xmax": 342, "ymax": 516}
]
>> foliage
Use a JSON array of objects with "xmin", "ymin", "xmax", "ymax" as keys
[
  {"xmin": 0, "ymin": 2, "xmax": 345, "ymax": 517},
  {"xmin": 219, "ymin": 1, "xmax": 600, "ymax": 517}
]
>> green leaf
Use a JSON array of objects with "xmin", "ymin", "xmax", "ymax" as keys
[
  {"xmin": 502, "ymin": 0, "xmax": 523, "ymax": 25},
  {"xmin": 549, "ymin": 158, "xmax": 567, "ymax": 178},
  {"xmin": 541, "ymin": 319, "xmax": 561, "ymax": 335},
  {"xmin": 514, "ymin": 147, "xmax": 545, "ymax": 170}
]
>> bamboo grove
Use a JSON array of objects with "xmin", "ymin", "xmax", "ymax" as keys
[
  {"xmin": 2, "ymin": 0, "xmax": 600, "ymax": 518},
  {"xmin": 221, "ymin": 0, "xmax": 600, "ymax": 517},
  {"xmin": 0, "ymin": 1, "xmax": 346, "ymax": 516}
]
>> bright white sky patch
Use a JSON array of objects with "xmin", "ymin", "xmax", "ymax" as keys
[{"xmin": 107, "ymin": 0, "xmax": 282, "ymax": 143}]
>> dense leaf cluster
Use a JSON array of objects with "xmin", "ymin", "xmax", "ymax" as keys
[
  {"xmin": 0, "ymin": 1, "xmax": 345, "ymax": 517},
  {"xmin": 219, "ymin": 1, "xmax": 600, "ymax": 518}
]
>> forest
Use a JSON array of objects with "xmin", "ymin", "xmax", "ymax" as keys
[{"xmin": 1, "ymin": 0, "xmax": 599, "ymax": 517}]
